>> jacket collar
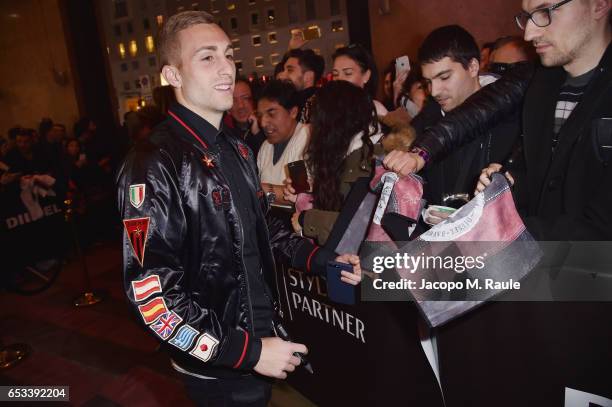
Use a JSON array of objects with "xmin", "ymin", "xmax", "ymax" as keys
[{"xmin": 168, "ymin": 102, "xmax": 227, "ymax": 152}]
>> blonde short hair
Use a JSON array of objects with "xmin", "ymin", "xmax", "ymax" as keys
[{"xmin": 158, "ymin": 11, "xmax": 215, "ymax": 67}]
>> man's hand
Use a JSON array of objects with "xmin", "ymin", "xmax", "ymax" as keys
[
  {"xmin": 383, "ymin": 150, "xmax": 424, "ymax": 177},
  {"xmin": 475, "ymin": 163, "xmax": 514, "ymax": 195},
  {"xmin": 335, "ymin": 254, "xmax": 362, "ymax": 286},
  {"xmin": 254, "ymin": 337, "xmax": 308, "ymax": 379},
  {"xmin": 282, "ymin": 178, "xmax": 297, "ymax": 203}
]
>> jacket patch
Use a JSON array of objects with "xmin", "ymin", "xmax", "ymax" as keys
[
  {"xmin": 238, "ymin": 143, "xmax": 250, "ymax": 159},
  {"xmin": 131, "ymin": 274, "xmax": 162, "ymax": 302},
  {"xmin": 129, "ymin": 184, "xmax": 146, "ymax": 209},
  {"xmin": 124, "ymin": 217, "xmax": 150, "ymax": 267},
  {"xmin": 222, "ymin": 187, "xmax": 231, "ymax": 210},
  {"xmin": 202, "ymin": 154, "xmax": 215, "ymax": 168},
  {"xmin": 169, "ymin": 325, "xmax": 199, "ymax": 351},
  {"xmin": 138, "ymin": 296, "xmax": 168, "ymax": 324},
  {"xmin": 150, "ymin": 311, "xmax": 183, "ymax": 340},
  {"xmin": 212, "ymin": 189, "xmax": 223, "ymax": 210},
  {"xmin": 190, "ymin": 333, "xmax": 219, "ymax": 363}
]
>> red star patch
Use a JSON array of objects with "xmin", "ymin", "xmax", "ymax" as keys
[{"xmin": 202, "ymin": 154, "xmax": 215, "ymax": 168}]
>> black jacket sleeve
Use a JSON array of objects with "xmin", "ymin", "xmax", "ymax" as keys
[
  {"xmin": 415, "ymin": 63, "xmax": 535, "ymax": 159},
  {"xmin": 118, "ymin": 145, "xmax": 260, "ymax": 371}
]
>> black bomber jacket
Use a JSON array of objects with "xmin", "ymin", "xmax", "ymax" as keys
[{"xmin": 116, "ymin": 106, "xmax": 320, "ymax": 378}]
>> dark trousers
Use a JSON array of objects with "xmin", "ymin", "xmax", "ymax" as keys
[{"xmin": 182, "ymin": 373, "xmax": 272, "ymax": 407}]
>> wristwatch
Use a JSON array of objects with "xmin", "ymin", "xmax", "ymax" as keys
[{"xmin": 265, "ymin": 191, "xmax": 276, "ymax": 204}]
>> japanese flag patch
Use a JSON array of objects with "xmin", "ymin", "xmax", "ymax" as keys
[
  {"xmin": 129, "ymin": 184, "xmax": 146, "ymax": 209},
  {"xmin": 190, "ymin": 333, "xmax": 219, "ymax": 363}
]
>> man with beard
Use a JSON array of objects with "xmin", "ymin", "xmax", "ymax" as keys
[{"xmin": 383, "ymin": 0, "xmax": 612, "ymax": 403}]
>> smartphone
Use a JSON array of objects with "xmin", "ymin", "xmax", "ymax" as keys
[
  {"xmin": 79, "ymin": 153, "xmax": 86, "ymax": 161},
  {"xmin": 287, "ymin": 160, "xmax": 309, "ymax": 194},
  {"xmin": 326, "ymin": 261, "xmax": 356, "ymax": 305},
  {"xmin": 395, "ymin": 55, "xmax": 411, "ymax": 78}
]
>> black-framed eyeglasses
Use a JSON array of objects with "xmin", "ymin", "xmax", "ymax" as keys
[{"xmin": 514, "ymin": 0, "xmax": 574, "ymax": 30}]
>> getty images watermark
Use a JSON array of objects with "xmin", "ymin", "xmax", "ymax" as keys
[{"xmin": 368, "ymin": 252, "xmax": 522, "ymax": 292}]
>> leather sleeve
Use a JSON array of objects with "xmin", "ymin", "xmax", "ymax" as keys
[
  {"xmin": 117, "ymin": 144, "xmax": 259, "ymax": 371},
  {"xmin": 266, "ymin": 210, "xmax": 334, "ymax": 275},
  {"xmin": 415, "ymin": 63, "xmax": 535, "ymax": 159}
]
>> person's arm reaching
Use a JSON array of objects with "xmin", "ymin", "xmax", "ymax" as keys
[{"xmin": 384, "ymin": 63, "xmax": 535, "ymax": 177}]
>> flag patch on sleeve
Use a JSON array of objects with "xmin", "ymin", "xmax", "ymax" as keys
[
  {"xmin": 190, "ymin": 333, "xmax": 219, "ymax": 363},
  {"xmin": 150, "ymin": 311, "xmax": 183, "ymax": 340},
  {"xmin": 131, "ymin": 275, "xmax": 162, "ymax": 302},
  {"xmin": 169, "ymin": 325, "xmax": 199, "ymax": 351},
  {"xmin": 129, "ymin": 184, "xmax": 146, "ymax": 209},
  {"xmin": 138, "ymin": 296, "xmax": 168, "ymax": 324}
]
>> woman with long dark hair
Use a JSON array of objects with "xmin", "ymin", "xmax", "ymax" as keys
[
  {"xmin": 286, "ymin": 80, "xmax": 383, "ymax": 245},
  {"xmin": 331, "ymin": 44, "xmax": 388, "ymax": 117}
]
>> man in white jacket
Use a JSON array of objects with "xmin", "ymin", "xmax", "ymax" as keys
[{"xmin": 256, "ymin": 80, "xmax": 309, "ymax": 203}]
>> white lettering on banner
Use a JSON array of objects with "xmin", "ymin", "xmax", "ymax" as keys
[
  {"xmin": 291, "ymin": 292, "xmax": 366, "ymax": 343},
  {"xmin": 5, "ymin": 205, "xmax": 61, "ymax": 230},
  {"xmin": 287, "ymin": 268, "xmax": 366, "ymax": 343}
]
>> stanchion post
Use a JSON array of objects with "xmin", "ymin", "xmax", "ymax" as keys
[
  {"xmin": 0, "ymin": 340, "xmax": 30, "ymax": 369},
  {"xmin": 65, "ymin": 199, "xmax": 104, "ymax": 307}
]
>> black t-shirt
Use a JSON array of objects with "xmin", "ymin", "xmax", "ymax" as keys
[{"xmin": 216, "ymin": 133, "xmax": 273, "ymax": 338}]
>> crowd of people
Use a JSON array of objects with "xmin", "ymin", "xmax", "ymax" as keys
[{"xmin": 3, "ymin": 1, "xmax": 611, "ymax": 404}]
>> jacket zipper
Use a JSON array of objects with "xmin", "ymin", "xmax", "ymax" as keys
[
  {"xmin": 229, "ymin": 140, "xmax": 282, "ymax": 314},
  {"xmin": 233, "ymin": 208, "xmax": 256, "ymax": 335},
  {"xmin": 202, "ymin": 147, "xmax": 256, "ymax": 336}
]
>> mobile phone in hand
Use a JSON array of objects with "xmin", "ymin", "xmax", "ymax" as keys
[
  {"xmin": 287, "ymin": 160, "xmax": 309, "ymax": 194},
  {"xmin": 395, "ymin": 55, "xmax": 411, "ymax": 78},
  {"xmin": 326, "ymin": 261, "xmax": 356, "ymax": 305}
]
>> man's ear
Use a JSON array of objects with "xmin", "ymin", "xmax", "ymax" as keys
[
  {"xmin": 303, "ymin": 70, "xmax": 315, "ymax": 88},
  {"xmin": 289, "ymin": 106, "xmax": 299, "ymax": 120},
  {"xmin": 468, "ymin": 58, "xmax": 480, "ymax": 78},
  {"xmin": 162, "ymin": 65, "xmax": 182, "ymax": 88},
  {"xmin": 591, "ymin": 0, "xmax": 611, "ymax": 21}
]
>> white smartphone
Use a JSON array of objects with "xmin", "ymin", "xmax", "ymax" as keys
[{"xmin": 395, "ymin": 55, "xmax": 411, "ymax": 78}]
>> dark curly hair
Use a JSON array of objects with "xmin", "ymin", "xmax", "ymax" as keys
[{"xmin": 306, "ymin": 81, "xmax": 377, "ymax": 211}]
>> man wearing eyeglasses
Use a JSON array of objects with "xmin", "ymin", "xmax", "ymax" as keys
[
  {"xmin": 382, "ymin": 0, "xmax": 612, "ymax": 404},
  {"xmin": 388, "ymin": 0, "xmax": 612, "ymax": 241}
]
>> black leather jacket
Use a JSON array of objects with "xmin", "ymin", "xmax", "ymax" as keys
[
  {"xmin": 415, "ymin": 42, "xmax": 612, "ymax": 240},
  {"xmin": 414, "ymin": 63, "xmax": 534, "ymax": 159},
  {"xmin": 117, "ymin": 110, "xmax": 313, "ymax": 378}
]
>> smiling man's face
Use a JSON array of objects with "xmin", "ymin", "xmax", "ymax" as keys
[{"xmin": 170, "ymin": 23, "xmax": 236, "ymax": 118}]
